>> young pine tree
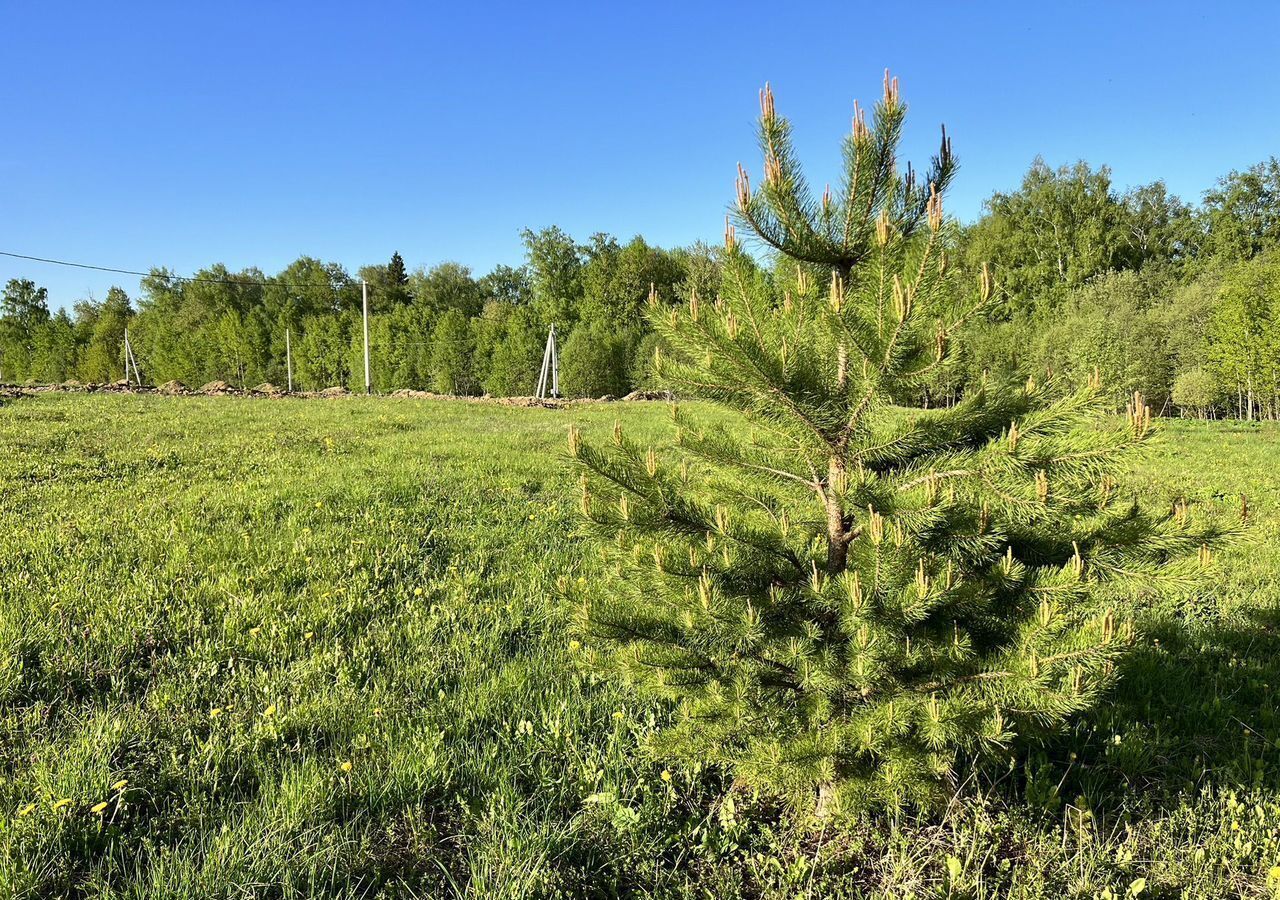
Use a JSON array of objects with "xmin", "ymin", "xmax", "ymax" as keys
[{"xmin": 567, "ymin": 75, "xmax": 1224, "ymax": 815}]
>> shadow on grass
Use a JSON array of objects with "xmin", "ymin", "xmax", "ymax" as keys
[{"xmin": 1006, "ymin": 599, "xmax": 1280, "ymax": 814}]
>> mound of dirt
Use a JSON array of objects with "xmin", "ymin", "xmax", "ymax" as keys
[
  {"xmin": 497, "ymin": 396, "xmax": 566, "ymax": 408},
  {"xmin": 252, "ymin": 382, "xmax": 283, "ymax": 395},
  {"xmin": 158, "ymin": 380, "xmax": 187, "ymax": 394},
  {"xmin": 621, "ymin": 389, "xmax": 673, "ymax": 402},
  {"xmin": 389, "ymin": 389, "xmax": 439, "ymax": 398},
  {"xmin": 319, "ymin": 386, "xmax": 349, "ymax": 397},
  {"xmin": 199, "ymin": 380, "xmax": 232, "ymax": 395},
  {"xmin": 62, "ymin": 379, "xmax": 84, "ymax": 389}
]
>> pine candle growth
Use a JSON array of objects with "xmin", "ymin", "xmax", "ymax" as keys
[{"xmin": 567, "ymin": 74, "xmax": 1224, "ymax": 815}]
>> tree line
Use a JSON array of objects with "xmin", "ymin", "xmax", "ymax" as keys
[{"xmin": 2, "ymin": 156, "xmax": 1278, "ymax": 415}]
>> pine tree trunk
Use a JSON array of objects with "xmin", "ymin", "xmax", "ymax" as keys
[
  {"xmin": 825, "ymin": 456, "xmax": 848, "ymax": 576},
  {"xmin": 816, "ymin": 780, "xmax": 837, "ymax": 818}
]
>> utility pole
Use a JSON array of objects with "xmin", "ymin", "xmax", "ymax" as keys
[
  {"xmin": 125, "ymin": 330, "xmax": 141, "ymax": 386},
  {"xmin": 550, "ymin": 323, "xmax": 559, "ymax": 398},
  {"xmin": 536, "ymin": 324, "xmax": 560, "ymax": 400},
  {"xmin": 123, "ymin": 328, "xmax": 140, "ymax": 385},
  {"xmin": 362, "ymin": 279, "xmax": 371, "ymax": 395},
  {"xmin": 285, "ymin": 327, "xmax": 293, "ymax": 393}
]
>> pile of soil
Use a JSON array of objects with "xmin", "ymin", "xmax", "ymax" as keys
[
  {"xmin": 158, "ymin": 380, "xmax": 187, "ymax": 395},
  {"xmin": 389, "ymin": 389, "xmax": 439, "ymax": 399},
  {"xmin": 96, "ymin": 381, "xmax": 137, "ymax": 393},
  {"xmin": 198, "ymin": 381, "xmax": 234, "ymax": 395},
  {"xmin": 251, "ymin": 383, "xmax": 283, "ymax": 395},
  {"xmin": 495, "ymin": 396, "xmax": 567, "ymax": 409},
  {"xmin": 620, "ymin": 389, "xmax": 673, "ymax": 402},
  {"xmin": 319, "ymin": 386, "xmax": 349, "ymax": 397}
]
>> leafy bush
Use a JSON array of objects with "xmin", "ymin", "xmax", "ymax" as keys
[
  {"xmin": 1172, "ymin": 367, "xmax": 1225, "ymax": 418},
  {"xmin": 560, "ymin": 323, "xmax": 635, "ymax": 399}
]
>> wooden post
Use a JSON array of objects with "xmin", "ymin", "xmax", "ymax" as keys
[{"xmin": 285, "ymin": 328, "xmax": 293, "ymax": 393}]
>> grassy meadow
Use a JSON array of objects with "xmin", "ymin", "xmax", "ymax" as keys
[{"xmin": 1, "ymin": 392, "xmax": 1279, "ymax": 899}]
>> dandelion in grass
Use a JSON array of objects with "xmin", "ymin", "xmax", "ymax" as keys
[
  {"xmin": 339, "ymin": 760, "xmax": 353, "ymax": 773},
  {"xmin": 52, "ymin": 798, "xmax": 72, "ymax": 811},
  {"xmin": 17, "ymin": 803, "xmax": 35, "ymax": 817},
  {"xmin": 263, "ymin": 704, "xmax": 277, "ymax": 718},
  {"xmin": 660, "ymin": 770, "xmax": 672, "ymax": 783},
  {"xmin": 91, "ymin": 801, "xmax": 108, "ymax": 814},
  {"xmin": 111, "ymin": 780, "xmax": 128, "ymax": 791},
  {"xmin": 210, "ymin": 707, "xmax": 223, "ymax": 718}
]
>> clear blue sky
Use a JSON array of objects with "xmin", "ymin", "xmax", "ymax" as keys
[{"xmin": 3, "ymin": 1, "xmax": 1278, "ymax": 309}]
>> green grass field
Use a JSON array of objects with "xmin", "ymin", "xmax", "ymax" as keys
[{"xmin": 2, "ymin": 394, "xmax": 1279, "ymax": 899}]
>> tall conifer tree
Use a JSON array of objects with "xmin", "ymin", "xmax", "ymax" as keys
[{"xmin": 568, "ymin": 74, "xmax": 1224, "ymax": 814}]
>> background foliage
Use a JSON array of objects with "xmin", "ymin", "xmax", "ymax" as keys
[{"xmin": 4, "ymin": 156, "xmax": 1280, "ymax": 415}]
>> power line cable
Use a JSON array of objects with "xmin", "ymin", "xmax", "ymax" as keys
[{"xmin": 0, "ymin": 250, "xmax": 372, "ymax": 291}]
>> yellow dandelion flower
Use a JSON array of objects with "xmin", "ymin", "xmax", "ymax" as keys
[
  {"xmin": 91, "ymin": 801, "xmax": 108, "ymax": 814},
  {"xmin": 263, "ymin": 704, "xmax": 277, "ymax": 718},
  {"xmin": 111, "ymin": 780, "xmax": 128, "ymax": 791},
  {"xmin": 373, "ymin": 707, "xmax": 383, "ymax": 718},
  {"xmin": 568, "ymin": 640, "xmax": 581, "ymax": 652},
  {"xmin": 249, "ymin": 627, "xmax": 261, "ymax": 637},
  {"xmin": 413, "ymin": 587, "xmax": 424, "ymax": 597},
  {"xmin": 304, "ymin": 631, "xmax": 314, "ymax": 640},
  {"xmin": 18, "ymin": 803, "xmax": 35, "ymax": 817},
  {"xmin": 340, "ymin": 760, "xmax": 353, "ymax": 772},
  {"xmin": 612, "ymin": 711, "xmax": 624, "ymax": 721},
  {"xmin": 52, "ymin": 798, "xmax": 73, "ymax": 811},
  {"xmin": 660, "ymin": 770, "xmax": 672, "ymax": 783},
  {"xmin": 210, "ymin": 707, "xmax": 223, "ymax": 718}
]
